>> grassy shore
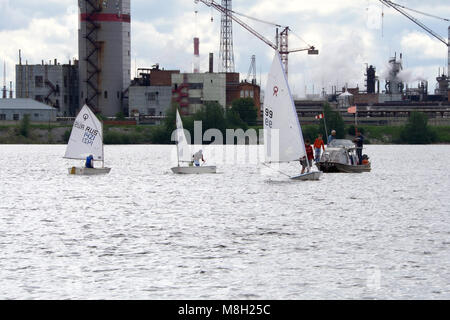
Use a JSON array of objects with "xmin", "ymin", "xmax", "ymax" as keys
[{"xmin": 1, "ymin": 123, "xmax": 449, "ymax": 144}]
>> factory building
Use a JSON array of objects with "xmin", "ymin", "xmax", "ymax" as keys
[
  {"xmin": 78, "ymin": 0, "xmax": 131, "ymax": 117},
  {"xmin": 0, "ymin": 98, "xmax": 57, "ymax": 122},
  {"xmin": 128, "ymin": 65, "xmax": 180, "ymax": 117},
  {"xmin": 171, "ymin": 72, "xmax": 227, "ymax": 115},
  {"xmin": 15, "ymin": 59, "xmax": 79, "ymax": 116}
]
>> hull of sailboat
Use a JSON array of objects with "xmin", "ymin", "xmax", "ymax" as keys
[
  {"xmin": 68, "ymin": 167, "xmax": 111, "ymax": 175},
  {"xmin": 171, "ymin": 166, "xmax": 216, "ymax": 174},
  {"xmin": 334, "ymin": 163, "xmax": 371, "ymax": 173},
  {"xmin": 290, "ymin": 171, "xmax": 322, "ymax": 181}
]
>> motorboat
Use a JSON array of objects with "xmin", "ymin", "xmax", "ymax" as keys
[{"xmin": 316, "ymin": 139, "xmax": 371, "ymax": 173}]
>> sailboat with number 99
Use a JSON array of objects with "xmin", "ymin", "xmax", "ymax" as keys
[{"xmin": 263, "ymin": 51, "xmax": 322, "ymax": 181}]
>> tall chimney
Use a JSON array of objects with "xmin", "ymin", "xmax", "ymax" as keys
[
  {"xmin": 193, "ymin": 37, "xmax": 200, "ymax": 73},
  {"xmin": 448, "ymin": 26, "xmax": 450, "ymax": 78},
  {"xmin": 9, "ymin": 81, "xmax": 13, "ymax": 99},
  {"xmin": 209, "ymin": 53, "xmax": 214, "ymax": 73},
  {"xmin": 2, "ymin": 62, "xmax": 6, "ymax": 99}
]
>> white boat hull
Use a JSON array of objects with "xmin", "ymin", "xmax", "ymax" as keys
[
  {"xmin": 171, "ymin": 166, "xmax": 216, "ymax": 174},
  {"xmin": 68, "ymin": 167, "xmax": 111, "ymax": 175},
  {"xmin": 290, "ymin": 171, "xmax": 322, "ymax": 181}
]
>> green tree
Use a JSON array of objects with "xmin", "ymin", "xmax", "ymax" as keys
[
  {"xmin": 319, "ymin": 103, "xmax": 345, "ymax": 142},
  {"xmin": 149, "ymin": 103, "xmax": 178, "ymax": 144},
  {"xmin": 225, "ymin": 108, "xmax": 248, "ymax": 130},
  {"xmin": 230, "ymin": 98, "xmax": 257, "ymax": 125},
  {"xmin": 115, "ymin": 112, "xmax": 126, "ymax": 120},
  {"xmin": 400, "ymin": 111, "xmax": 437, "ymax": 144},
  {"xmin": 193, "ymin": 101, "xmax": 226, "ymax": 135},
  {"xmin": 19, "ymin": 114, "xmax": 31, "ymax": 137}
]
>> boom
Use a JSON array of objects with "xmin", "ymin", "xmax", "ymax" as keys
[{"xmin": 195, "ymin": 0, "xmax": 317, "ymax": 75}]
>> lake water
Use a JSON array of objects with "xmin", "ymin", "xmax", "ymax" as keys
[{"xmin": 0, "ymin": 144, "xmax": 449, "ymax": 299}]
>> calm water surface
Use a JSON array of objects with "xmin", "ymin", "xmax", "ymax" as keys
[{"xmin": 0, "ymin": 144, "xmax": 449, "ymax": 299}]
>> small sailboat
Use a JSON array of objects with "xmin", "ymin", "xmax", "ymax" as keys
[
  {"xmin": 171, "ymin": 109, "xmax": 216, "ymax": 174},
  {"xmin": 263, "ymin": 52, "xmax": 322, "ymax": 181},
  {"xmin": 64, "ymin": 104, "xmax": 111, "ymax": 175}
]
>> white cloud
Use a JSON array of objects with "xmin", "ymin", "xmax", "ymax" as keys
[
  {"xmin": 401, "ymin": 31, "xmax": 447, "ymax": 60},
  {"xmin": 0, "ymin": 0, "xmax": 448, "ymax": 97}
]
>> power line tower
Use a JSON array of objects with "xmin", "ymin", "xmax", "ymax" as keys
[{"xmin": 219, "ymin": 0, "xmax": 235, "ymax": 72}]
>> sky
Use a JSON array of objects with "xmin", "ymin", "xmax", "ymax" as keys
[{"xmin": 0, "ymin": 0, "xmax": 449, "ymax": 98}]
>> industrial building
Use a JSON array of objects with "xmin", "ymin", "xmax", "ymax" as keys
[
  {"xmin": 128, "ymin": 65, "xmax": 180, "ymax": 117},
  {"xmin": 294, "ymin": 53, "xmax": 450, "ymax": 126},
  {"xmin": 15, "ymin": 59, "xmax": 79, "ymax": 117},
  {"xmin": 78, "ymin": 0, "xmax": 131, "ymax": 117},
  {"xmin": 171, "ymin": 72, "xmax": 227, "ymax": 115},
  {"xmin": 0, "ymin": 98, "xmax": 57, "ymax": 122}
]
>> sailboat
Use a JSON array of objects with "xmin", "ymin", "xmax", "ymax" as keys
[
  {"xmin": 171, "ymin": 109, "xmax": 216, "ymax": 174},
  {"xmin": 263, "ymin": 52, "xmax": 322, "ymax": 181},
  {"xmin": 64, "ymin": 104, "xmax": 111, "ymax": 175}
]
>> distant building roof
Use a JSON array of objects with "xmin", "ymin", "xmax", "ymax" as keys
[{"xmin": 0, "ymin": 99, "xmax": 56, "ymax": 111}]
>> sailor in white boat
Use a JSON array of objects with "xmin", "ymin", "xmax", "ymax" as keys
[
  {"xmin": 300, "ymin": 139, "xmax": 314, "ymax": 174},
  {"xmin": 85, "ymin": 154, "xmax": 94, "ymax": 168},
  {"xmin": 192, "ymin": 150, "xmax": 205, "ymax": 167}
]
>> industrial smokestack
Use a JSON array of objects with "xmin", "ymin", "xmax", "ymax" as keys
[
  {"xmin": 209, "ymin": 53, "xmax": 214, "ymax": 73},
  {"xmin": 9, "ymin": 81, "xmax": 13, "ymax": 99},
  {"xmin": 448, "ymin": 26, "xmax": 450, "ymax": 78},
  {"xmin": 2, "ymin": 62, "xmax": 6, "ymax": 99},
  {"xmin": 193, "ymin": 37, "xmax": 200, "ymax": 73}
]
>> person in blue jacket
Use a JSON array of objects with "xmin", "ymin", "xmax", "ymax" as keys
[{"xmin": 85, "ymin": 155, "xmax": 94, "ymax": 168}]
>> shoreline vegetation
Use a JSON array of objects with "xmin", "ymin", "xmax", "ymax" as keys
[{"xmin": 1, "ymin": 102, "xmax": 449, "ymax": 145}]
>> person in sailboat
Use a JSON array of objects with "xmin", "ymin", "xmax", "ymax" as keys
[
  {"xmin": 313, "ymin": 133, "xmax": 325, "ymax": 163},
  {"xmin": 353, "ymin": 131, "xmax": 364, "ymax": 165},
  {"xmin": 328, "ymin": 130, "xmax": 336, "ymax": 144},
  {"xmin": 192, "ymin": 149, "xmax": 205, "ymax": 167},
  {"xmin": 85, "ymin": 154, "xmax": 94, "ymax": 168},
  {"xmin": 300, "ymin": 139, "xmax": 314, "ymax": 174}
]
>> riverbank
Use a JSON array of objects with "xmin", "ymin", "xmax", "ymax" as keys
[{"xmin": 1, "ymin": 123, "xmax": 450, "ymax": 144}]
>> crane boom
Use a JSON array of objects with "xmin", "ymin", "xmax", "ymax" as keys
[
  {"xmin": 195, "ymin": 0, "xmax": 317, "ymax": 75},
  {"xmin": 380, "ymin": 0, "xmax": 448, "ymax": 46}
]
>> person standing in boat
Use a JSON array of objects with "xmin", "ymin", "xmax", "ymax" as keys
[
  {"xmin": 313, "ymin": 133, "xmax": 325, "ymax": 163},
  {"xmin": 300, "ymin": 139, "xmax": 314, "ymax": 174},
  {"xmin": 192, "ymin": 149, "xmax": 205, "ymax": 167},
  {"xmin": 328, "ymin": 130, "xmax": 336, "ymax": 144},
  {"xmin": 353, "ymin": 131, "xmax": 364, "ymax": 165},
  {"xmin": 85, "ymin": 154, "xmax": 94, "ymax": 168}
]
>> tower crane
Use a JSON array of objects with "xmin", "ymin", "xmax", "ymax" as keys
[
  {"xmin": 379, "ymin": 0, "xmax": 449, "ymax": 77},
  {"xmin": 194, "ymin": 0, "xmax": 318, "ymax": 76}
]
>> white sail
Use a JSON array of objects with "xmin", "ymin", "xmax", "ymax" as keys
[
  {"xmin": 175, "ymin": 109, "xmax": 193, "ymax": 163},
  {"xmin": 263, "ymin": 52, "xmax": 306, "ymax": 163},
  {"xmin": 64, "ymin": 104, "xmax": 104, "ymax": 161}
]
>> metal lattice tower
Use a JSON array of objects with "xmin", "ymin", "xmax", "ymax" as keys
[
  {"xmin": 80, "ymin": 0, "xmax": 101, "ymax": 112},
  {"xmin": 219, "ymin": 0, "xmax": 235, "ymax": 72}
]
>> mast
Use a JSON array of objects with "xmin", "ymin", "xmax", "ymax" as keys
[{"xmin": 176, "ymin": 109, "xmax": 180, "ymax": 167}]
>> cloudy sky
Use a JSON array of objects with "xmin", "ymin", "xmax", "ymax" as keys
[{"xmin": 0, "ymin": 0, "xmax": 449, "ymax": 97}]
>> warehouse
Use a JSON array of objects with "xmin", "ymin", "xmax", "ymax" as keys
[{"xmin": 0, "ymin": 98, "xmax": 57, "ymax": 122}]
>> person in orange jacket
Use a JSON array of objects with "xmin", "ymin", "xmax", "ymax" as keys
[{"xmin": 313, "ymin": 133, "xmax": 325, "ymax": 163}]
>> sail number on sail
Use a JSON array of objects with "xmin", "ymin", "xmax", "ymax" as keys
[
  {"xmin": 82, "ymin": 126, "xmax": 99, "ymax": 146},
  {"xmin": 264, "ymin": 108, "xmax": 273, "ymax": 128}
]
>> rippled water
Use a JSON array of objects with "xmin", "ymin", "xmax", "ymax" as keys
[{"xmin": 0, "ymin": 144, "xmax": 449, "ymax": 299}]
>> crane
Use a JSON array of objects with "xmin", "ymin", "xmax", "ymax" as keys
[
  {"xmin": 379, "ymin": 0, "xmax": 449, "ymax": 77},
  {"xmin": 194, "ymin": 0, "xmax": 318, "ymax": 76}
]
